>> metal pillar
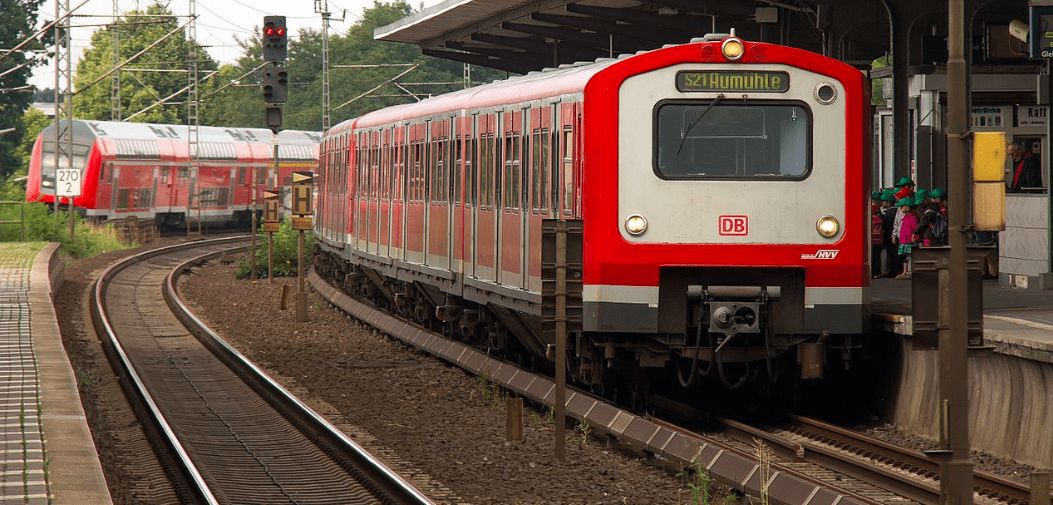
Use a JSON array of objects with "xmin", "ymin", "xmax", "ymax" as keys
[
  {"xmin": 110, "ymin": 0, "xmax": 120, "ymax": 120},
  {"xmin": 554, "ymin": 220, "xmax": 567, "ymax": 461},
  {"xmin": 53, "ymin": 0, "xmax": 74, "ymax": 235},
  {"xmin": 187, "ymin": 0, "xmax": 199, "ymax": 236},
  {"xmin": 891, "ymin": 10, "xmax": 912, "ymax": 181},
  {"xmin": 316, "ymin": 0, "xmax": 331, "ymax": 132},
  {"xmin": 939, "ymin": 0, "xmax": 974, "ymax": 503}
]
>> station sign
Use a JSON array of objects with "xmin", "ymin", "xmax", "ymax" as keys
[
  {"xmin": 291, "ymin": 184, "xmax": 313, "ymax": 216},
  {"xmin": 1031, "ymin": 4, "xmax": 1053, "ymax": 58},
  {"xmin": 1018, "ymin": 105, "xmax": 1048, "ymax": 127},
  {"xmin": 264, "ymin": 200, "xmax": 279, "ymax": 223},
  {"xmin": 290, "ymin": 215, "xmax": 313, "ymax": 230},
  {"xmin": 676, "ymin": 70, "xmax": 789, "ymax": 93},
  {"xmin": 55, "ymin": 168, "xmax": 81, "ymax": 197}
]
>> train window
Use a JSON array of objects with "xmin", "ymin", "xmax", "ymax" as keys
[
  {"xmin": 531, "ymin": 131, "xmax": 541, "ymax": 211},
  {"xmin": 654, "ymin": 101, "xmax": 811, "ymax": 179},
  {"xmin": 504, "ymin": 134, "xmax": 521, "ymax": 210},
  {"xmin": 454, "ymin": 137, "xmax": 462, "ymax": 204},
  {"xmin": 563, "ymin": 128, "xmax": 574, "ymax": 214},
  {"xmin": 541, "ymin": 129, "xmax": 550, "ymax": 212},
  {"xmin": 468, "ymin": 137, "xmax": 477, "ymax": 206}
]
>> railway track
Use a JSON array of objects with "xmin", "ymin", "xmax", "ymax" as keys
[
  {"xmin": 91, "ymin": 237, "xmax": 432, "ymax": 505},
  {"xmin": 653, "ymin": 397, "xmax": 1039, "ymax": 505}
]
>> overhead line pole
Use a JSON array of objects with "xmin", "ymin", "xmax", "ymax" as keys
[
  {"xmin": 187, "ymin": 0, "xmax": 199, "ymax": 236},
  {"xmin": 111, "ymin": 0, "xmax": 120, "ymax": 120},
  {"xmin": 315, "ymin": 0, "xmax": 331, "ymax": 132},
  {"xmin": 0, "ymin": 0, "xmax": 92, "ymax": 65},
  {"xmin": 938, "ymin": 0, "xmax": 973, "ymax": 503},
  {"xmin": 54, "ymin": 0, "xmax": 74, "ymax": 236}
]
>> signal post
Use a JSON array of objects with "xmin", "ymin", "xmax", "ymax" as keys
[
  {"xmin": 290, "ymin": 171, "xmax": 314, "ymax": 323},
  {"xmin": 258, "ymin": 15, "xmax": 289, "ymax": 278},
  {"xmin": 263, "ymin": 190, "xmax": 280, "ymax": 281}
]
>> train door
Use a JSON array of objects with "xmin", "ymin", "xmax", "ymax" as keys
[
  {"xmin": 393, "ymin": 126, "xmax": 406, "ymax": 261},
  {"xmin": 356, "ymin": 132, "xmax": 368, "ymax": 252},
  {"xmin": 426, "ymin": 119, "xmax": 449, "ymax": 269},
  {"xmin": 110, "ymin": 166, "xmax": 120, "ymax": 211},
  {"xmin": 448, "ymin": 117, "xmax": 461, "ymax": 277},
  {"xmin": 559, "ymin": 102, "xmax": 580, "ymax": 218},
  {"xmin": 498, "ymin": 108, "xmax": 525, "ymax": 287},
  {"xmin": 379, "ymin": 128, "xmax": 393, "ymax": 258},
  {"xmin": 406, "ymin": 125, "xmax": 426, "ymax": 264},
  {"xmin": 474, "ymin": 113, "xmax": 498, "ymax": 282},
  {"xmin": 463, "ymin": 115, "xmax": 478, "ymax": 279},
  {"xmin": 526, "ymin": 105, "xmax": 554, "ymax": 293},
  {"xmin": 367, "ymin": 131, "xmax": 379, "ymax": 255}
]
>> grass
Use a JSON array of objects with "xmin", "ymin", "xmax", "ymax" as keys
[
  {"xmin": 0, "ymin": 202, "xmax": 132, "ymax": 258},
  {"xmin": 237, "ymin": 217, "xmax": 315, "ymax": 279}
]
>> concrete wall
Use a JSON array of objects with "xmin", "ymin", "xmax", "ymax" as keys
[
  {"xmin": 891, "ymin": 337, "xmax": 1053, "ymax": 468},
  {"xmin": 999, "ymin": 194, "xmax": 1050, "ymax": 289}
]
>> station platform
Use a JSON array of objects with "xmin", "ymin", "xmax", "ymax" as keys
[
  {"xmin": 872, "ymin": 277, "xmax": 1053, "ymax": 363},
  {"xmin": 0, "ymin": 243, "xmax": 110, "ymax": 505}
]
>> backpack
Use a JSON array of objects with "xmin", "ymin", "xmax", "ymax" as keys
[
  {"xmin": 871, "ymin": 213, "xmax": 884, "ymax": 247},
  {"xmin": 929, "ymin": 211, "xmax": 948, "ymax": 242}
]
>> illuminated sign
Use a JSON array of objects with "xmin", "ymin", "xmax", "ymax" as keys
[{"xmin": 676, "ymin": 70, "xmax": 790, "ymax": 93}]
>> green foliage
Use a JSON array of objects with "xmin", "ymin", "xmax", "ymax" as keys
[
  {"xmin": 205, "ymin": 1, "xmax": 505, "ymax": 131},
  {"xmin": 871, "ymin": 55, "xmax": 890, "ymax": 107},
  {"xmin": 236, "ymin": 217, "xmax": 314, "ymax": 278},
  {"xmin": 687, "ymin": 460, "xmax": 711, "ymax": 505},
  {"xmin": 0, "ymin": 0, "xmax": 51, "ymax": 178},
  {"xmin": 73, "ymin": 3, "xmax": 217, "ymax": 123},
  {"xmin": 0, "ymin": 202, "xmax": 130, "ymax": 258}
]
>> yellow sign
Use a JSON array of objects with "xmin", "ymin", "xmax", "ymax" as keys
[
  {"xmin": 264, "ymin": 200, "xmax": 279, "ymax": 223},
  {"xmin": 676, "ymin": 70, "xmax": 790, "ymax": 93},
  {"xmin": 292, "ymin": 184, "xmax": 313, "ymax": 216},
  {"xmin": 292, "ymin": 170, "xmax": 314, "ymax": 184},
  {"xmin": 291, "ymin": 216, "xmax": 313, "ymax": 230},
  {"xmin": 263, "ymin": 189, "xmax": 279, "ymax": 200},
  {"xmin": 263, "ymin": 221, "xmax": 280, "ymax": 233},
  {"xmin": 971, "ymin": 132, "xmax": 1006, "ymax": 182}
]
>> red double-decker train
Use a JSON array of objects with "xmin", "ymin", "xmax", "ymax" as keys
[
  {"xmin": 314, "ymin": 32, "xmax": 869, "ymax": 392},
  {"xmin": 26, "ymin": 120, "xmax": 320, "ymax": 227}
]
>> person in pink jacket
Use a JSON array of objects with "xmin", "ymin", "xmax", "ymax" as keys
[{"xmin": 895, "ymin": 197, "xmax": 918, "ymax": 279}]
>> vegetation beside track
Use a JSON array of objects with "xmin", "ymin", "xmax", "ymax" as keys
[{"xmin": 236, "ymin": 217, "xmax": 314, "ymax": 278}]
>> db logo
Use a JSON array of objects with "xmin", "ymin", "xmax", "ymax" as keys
[{"xmin": 718, "ymin": 215, "xmax": 749, "ymax": 236}]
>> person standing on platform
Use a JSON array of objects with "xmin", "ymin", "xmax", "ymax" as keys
[
  {"xmin": 914, "ymin": 191, "xmax": 947, "ymax": 247},
  {"xmin": 871, "ymin": 191, "xmax": 885, "ymax": 278},
  {"xmin": 1008, "ymin": 141, "xmax": 1042, "ymax": 192},
  {"xmin": 895, "ymin": 197, "xmax": 918, "ymax": 280},
  {"xmin": 880, "ymin": 190, "xmax": 898, "ymax": 276}
]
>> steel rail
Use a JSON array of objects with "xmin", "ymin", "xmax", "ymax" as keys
[
  {"xmin": 92, "ymin": 237, "xmax": 432, "ymax": 505},
  {"xmin": 91, "ymin": 237, "xmax": 243, "ymax": 505},
  {"xmin": 165, "ymin": 246, "xmax": 434, "ymax": 505},
  {"xmin": 308, "ymin": 269, "xmax": 886, "ymax": 505},
  {"xmin": 784, "ymin": 415, "xmax": 1036, "ymax": 505}
]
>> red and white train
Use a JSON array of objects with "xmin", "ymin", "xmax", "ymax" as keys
[
  {"xmin": 314, "ymin": 32, "xmax": 869, "ymax": 390},
  {"xmin": 26, "ymin": 120, "xmax": 320, "ymax": 227}
]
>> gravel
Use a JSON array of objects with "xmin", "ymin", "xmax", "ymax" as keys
[{"xmin": 179, "ymin": 260, "xmax": 705, "ymax": 504}]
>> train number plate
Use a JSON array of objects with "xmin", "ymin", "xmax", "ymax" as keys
[{"xmin": 718, "ymin": 215, "xmax": 749, "ymax": 236}]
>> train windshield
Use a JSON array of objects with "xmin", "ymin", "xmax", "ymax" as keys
[
  {"xmin": 39, "ymin": 141, "xmax": 91, "ymax": 189},
  {"xmin": 654, "ymin": 102, "xmax": 810, "ymax": 179}
]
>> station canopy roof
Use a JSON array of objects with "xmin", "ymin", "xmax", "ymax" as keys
[{"xmin": 374, "ymin": 0, "xmax": 895, "ymax": 74}]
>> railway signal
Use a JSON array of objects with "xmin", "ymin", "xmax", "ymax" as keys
[
  {"xmin": 262, "ymin": 16, "xmax": 288, "ymax": 62},
  {"xmin": 264, "ymin": 190, "xmax": 279, "ymax": 282},
  {"xmin": 290, "ymin": 170, "xmax": 314, "ymax": 322},
  {"xmin": 261, "ymin": 65, "xmax": 288, "ymax": 104}
]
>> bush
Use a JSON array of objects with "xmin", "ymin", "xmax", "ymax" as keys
[
  {"xmin": 236, "ymin": 217, "xmax": 314, "ymax": 279},
  {"xmin": 0, "ymin": 201, "xmax": 130, "ymax": 258}
]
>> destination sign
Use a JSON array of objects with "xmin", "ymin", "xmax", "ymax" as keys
[{"xmin": 676, "ymin": 70, "xmax": 790, "ymax": 93}]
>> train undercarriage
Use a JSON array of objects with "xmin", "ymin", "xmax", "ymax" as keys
[{"xmin": 314, "ymin": 246, "xmax": 865, "ymax": 406}]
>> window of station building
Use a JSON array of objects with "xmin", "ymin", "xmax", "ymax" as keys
[{"xmin": 654, "ymin": 102, "xmax": 811, "ymax": 179}]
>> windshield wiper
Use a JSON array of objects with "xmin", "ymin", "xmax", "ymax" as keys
[{"xmin": 674, "ymin": 93, "xmax": 725, "ymax": 160}]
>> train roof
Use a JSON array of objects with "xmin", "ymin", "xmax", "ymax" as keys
[
  {"xmin": 344, "ymin": 53, "xmax": 618, "ymax": 131},
  {"xmin": 39, "ymin": 120, "xmax": 321, "ymax": 161}
]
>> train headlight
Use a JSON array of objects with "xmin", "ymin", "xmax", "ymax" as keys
[
  {"xmin": 624, "ymin": 214, "xmax": 648, "ymax": 236},
  {"xmin": 816, "ymin": 215, "xmax": 840, "ymax": 238},
  {"xmin": 42, "ymin": 180, "xmax": 53, "ymax": 188},
  {"xmin": 721, "ymin": 38, "xmax": 745, "ymax": 61}
]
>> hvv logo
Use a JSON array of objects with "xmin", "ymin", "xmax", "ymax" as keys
[{"xmin": 801, "ymin": 250, "xmax": 840, "ymax": 260}]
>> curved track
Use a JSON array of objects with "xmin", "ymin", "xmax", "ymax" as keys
[{"xmin": 91, "ymin": 237, "xmax": 432, "ymax": 505}]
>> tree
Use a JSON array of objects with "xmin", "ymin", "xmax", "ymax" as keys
[
  {"xmin": 0, "ymin": 0, "xmax": 49, "ymax": 179},
  {"xmin": 206, "ymin": 0, "xmax": 505, "ymax": 132},
  {"xmin": 72, "ymin": 3, "xmax": 216, "ymax": 123}
]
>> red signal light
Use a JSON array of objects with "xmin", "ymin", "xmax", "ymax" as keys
[
  {"xmin": 276, "ymin": 27, "xmax": 285, "ymax": 36},
  {"xmin": 264, "ymin": 26, "xmax": 274, "ymax": 36}
]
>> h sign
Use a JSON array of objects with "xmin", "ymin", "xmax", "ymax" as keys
[
  {"xmin": 292, "ymin": 185, "xmax": 313, "ymax": 216},
  {"xmin": 718, "ymin": 215, "xmax": 749, "ymax": 236}
]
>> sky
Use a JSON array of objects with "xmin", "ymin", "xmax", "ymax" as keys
[{"xmin": 28, "ymin": 0, "xmax": 441, "ymax": 89}]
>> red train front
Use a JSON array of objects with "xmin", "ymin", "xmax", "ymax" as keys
[{"xmin": 314, "ymin": 33, "xmax": 869, "ymax": 391}]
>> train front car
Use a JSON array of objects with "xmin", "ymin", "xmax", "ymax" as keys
[{"xmin": 582, "ymin": 34, "xmax": 869, "ymax": 389}]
